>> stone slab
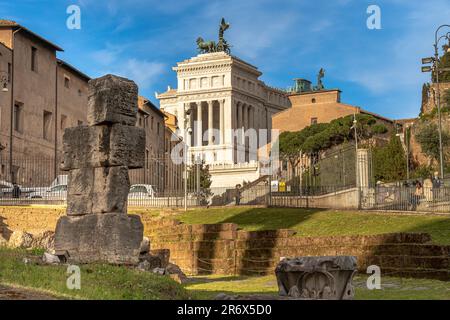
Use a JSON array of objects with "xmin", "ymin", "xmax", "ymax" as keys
[
  {"xmin": 67, "ymin": 166, "xmax": 130, "ymax": 215},
  {"xmin": 54, "ymin": 213, "xmax": 143, "ymax": 264},
  {"xmin": 61, "ymin": 124, "xmax": 145, "ymax": 170},
  {"xmin": 87, "ymin": 74, "xmax": 138, "ymax": 126}
]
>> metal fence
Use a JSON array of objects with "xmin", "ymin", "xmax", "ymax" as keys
[
  {"xmin": 362, "ymin": 184, "xmax": 450, "ymax": 213},
  {"xmin": 0, "ymin": 156, "xmax": 271, "ymax": 208}
]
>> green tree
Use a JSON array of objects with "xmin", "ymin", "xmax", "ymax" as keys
[
  {"xmin": 434, "ymin": 51, "xmax": 450, "ymax": 83},
  {"xmin": 415, "ymin": 123, "xmax": 450, "ymax": 162},
  {"xmin": 372, "ymin": 134, "xmax": 407, "ymax": 182},
  {"xmin": 443, "ymin": 90, "xmax": 450, "ymax": 108},
  {"xmin": 420, "ymin": 83, "xmax": 430, "ymax": 115},
  {"xmin": 187, "ymin": 160, "xmax": 212, "ymax": 205}
]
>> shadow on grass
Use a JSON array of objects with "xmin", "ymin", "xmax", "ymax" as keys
[{"xmin": 202, "ymin": 207, "xmax": 325, "ymax": 276}]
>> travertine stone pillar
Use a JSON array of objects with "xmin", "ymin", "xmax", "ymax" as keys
[
  {"xmin": 196, "ymin": 102, "xmax": 203, "ymax": 147},
  {"xmin": 219, "ymin": 99, "xmax": 225, "ymax": 144},
  {"xmin": 208, "ymin": 100, "xmax": 214, "ymax": 145},
  {"xmin": 54, "ymin": 74, "xmax": 145, "ymax": 265}
]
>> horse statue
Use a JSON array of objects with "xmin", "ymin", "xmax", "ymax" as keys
[
  {"xmin": 196, "ymin": 37, "xmax": 217, "ymax": 54},
  {"xmin": 196, "ymin": 18, "xmax": 231, "ymax": 54}
]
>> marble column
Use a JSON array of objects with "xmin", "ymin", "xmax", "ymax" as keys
[
  {"xmin": 196, "ymin": 102, "xmax": 202, "ymax": 147},
  {"xmin": 219, "ymin": 99, "xmax": 225, "ymax": 144},
  {"xmin": 243, "ymin": 104, "xmax": 248, "ymax": 132},
  {"xmin": 208, "ymin": 100, "xmax": 214, "ymax": 145},
  {"xmin": 237, "ymin": 102, "xmax": 242, "ymax": 131}
]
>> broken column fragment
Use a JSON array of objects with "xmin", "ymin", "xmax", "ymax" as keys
[{"xmin": 54, "ymin": 74, "xmax": 145, "ymax": 264}]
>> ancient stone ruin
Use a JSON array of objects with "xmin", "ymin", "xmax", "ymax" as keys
[
  {"xmin": 275, "ymin": 256, "xmax": 357, "ymax": 300},
  {"xmin": 54, "ymin": 74, "xmax": 145, "ymax": 265}
]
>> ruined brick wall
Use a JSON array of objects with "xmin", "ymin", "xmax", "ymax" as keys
[
  {"xmin": 147, "ymin": 219, "xmax": 450, "ymax": 280},
  {"xmin": 0, "ymin": 206, "xmax": 65, "ymax": 235},
  {"xmin": 1, "ymin": 208, "xmax": 448, "ymax": 280}
]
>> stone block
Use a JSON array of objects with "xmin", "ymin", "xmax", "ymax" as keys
[
  {"xmin": 109, "ymin": 124, "xmax": 145, "ymax": 169},
  {"xmin": 61, "ymin": 125, "xmax": 145, "ymax": 170},
  {"xmin": 275, "ymin": 256, "xmax": 357, "ymax": 300},
  {"xmin": 67, "ymin": 166, "xmax": 130, "ymax": 215},
  {"xmin": 61, "ymin": 126, "xmax": 110, "ymax": 170},
  {"xmin": 87, "ymin": 74, "xmax": 138, "ymax": 126},
  {"xmin": 54, "ymin": 213, "xmax": 143, "ymax": 264}
]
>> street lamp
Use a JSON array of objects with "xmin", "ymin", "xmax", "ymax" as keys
[
  {"xmin": 421, "ymin": 25, "xmax": 450, "ymax": 180},
  {"xmin": 184, "ymin": 107, "xmax": 192, "ymax": 211}
]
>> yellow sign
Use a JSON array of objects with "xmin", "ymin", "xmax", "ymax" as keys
[{"xmin": 279, "ymin": 181, "xmax": 286, "ymax": 192}]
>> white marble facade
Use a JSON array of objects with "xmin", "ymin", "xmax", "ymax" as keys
[{"xmin": 157, "ymin": 52, "xmax": 290, "ymax": 187}]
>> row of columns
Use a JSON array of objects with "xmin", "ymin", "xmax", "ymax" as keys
[
  {"xmin": 184, "ymin": 99, "xmax": 271, "ymax": 148},
  {"xmin": 186, "ymin": 100, "xmax": 225, "ymax": 147}
]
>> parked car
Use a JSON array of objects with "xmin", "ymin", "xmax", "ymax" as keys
[
  {"xmin": 0, "ymin": 180, "xmax": 15, "ymax": 196},
  {"xmin": 128, "ymin": 184, "xmax": 156, "ymax": 199},
  {"xmin": 27, "ymin": 184, "xmax": 67, "ymax": 200}
]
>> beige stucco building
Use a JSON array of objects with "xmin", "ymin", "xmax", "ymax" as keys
[
  {"xmin": 157, "ymin": 52, "xmax": 290, "ymax": 188},
  {"xmin": 0, "ymin": 20, "xmax": 89, "ymax": 185}
]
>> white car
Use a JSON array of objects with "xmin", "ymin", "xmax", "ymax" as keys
[
  {"xmin": 27, "ymin": 184, "xmax": 67, "ymax": 200},
  {"xmin": 128, "ymin": 184, "xmax": 156, "ymax": 199}
]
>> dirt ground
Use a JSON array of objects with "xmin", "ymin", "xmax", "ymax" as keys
[{"xmin": 0, "ymin": 285, "xmax": 57, "ymax": 300}]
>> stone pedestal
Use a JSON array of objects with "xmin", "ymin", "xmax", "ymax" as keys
[
  {"xmin": 275, "ymin": 256, "xmax": 357, "ymax": 300},
  {"xmin": 54, "ymin": 74, "xmax": 145, "ymax": 265},
  {"xmin": 54, "ymin": 213, "xmax": 143, "ymax": 264}
]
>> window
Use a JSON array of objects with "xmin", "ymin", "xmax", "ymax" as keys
[
  {"xmin": 64, "ymin": 76, "xmax": 70, "ymax": 88},
  {"xmin": 43, "ymin": 110, "xmax": 53, "ymax": 140},
  {"xmin": 138, "ymin": 116, "xmax": 143, "ymax": 127},
  {"xmin": 311, "ymin": 117, "xmax": 318, "ymax": 125},
  {"xmin": 31, "ymin": 46, "xmax": 38, "ymax": 72},
  {"xmin": 78, "ymin": 120, "xmax": 83, "ymax": 126},
  {"xmin": 13, "ymin": 102, "xmax": 23, "ymax": 133},
  {"xmin": 311, "ymin": 98, "xmax": 316, "ymax": 103},
  {"xmin": 157, "ymin": 122, "xmax": 160, "ymax": 136},
  {"xmin": 7, "ymin": 63, "xmax": 11, "ymax": 82},
  {"xmin": 151, "ymin": 116, "xmax": 154, "ymax": 130},
  {"xmin": 60, "ymin": 114, "xmax": 67, "ymax": 130}
]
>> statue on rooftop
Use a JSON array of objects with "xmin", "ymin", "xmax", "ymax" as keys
[
  {"xmin": 197, "ymin": 18, "xmax": 231, "ymax": 54},
  {"xmin": 315, "ymin": 68, "xmax": 325, "ymax": 91}
]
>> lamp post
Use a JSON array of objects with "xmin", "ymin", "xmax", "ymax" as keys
[
  {"xmin": 422, "ymin": 25, "xmax": 450, "ymax": 180},
  {"xmin": 184, "ymin": 107, "xmax": 192, "ymax": 212}
]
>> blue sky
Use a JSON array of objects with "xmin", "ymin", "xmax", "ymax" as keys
[{"xmin": 1, "ymin": 0, "xmax": 450, "ymax": 119}]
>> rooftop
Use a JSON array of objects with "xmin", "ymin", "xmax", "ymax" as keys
[{"xmin": 0, "ymin": 19, "xmax": 63, "ymax": 51}]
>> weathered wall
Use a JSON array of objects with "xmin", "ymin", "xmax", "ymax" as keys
[
  {"xmin": 1, "ymin": 207, "xmax": 448, "ymax": 280},
  {"xmin": 271, "ymin": 188, "xmax": 360, "ymax": 209},
  {"xmin": 147, "ymin": 219, "xmax": 450, "ymax": 280}
]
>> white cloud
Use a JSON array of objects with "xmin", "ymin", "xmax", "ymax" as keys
[{"xmin": 98, "ymin": 58, "xmax": 166, "ymax": 91}]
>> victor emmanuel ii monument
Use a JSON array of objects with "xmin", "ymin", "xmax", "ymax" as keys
[{"xmin": 157, "ymin": 18, "xmax": 291, "ymax": 188}]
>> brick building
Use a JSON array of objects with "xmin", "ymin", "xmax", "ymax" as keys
[{"xmin": 273, "ymin": 79, "xmax": 393, "ymax": 133}]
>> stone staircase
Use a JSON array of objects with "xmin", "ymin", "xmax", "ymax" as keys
[{"xmin": 145, "ymin": 218, "xmax": 450, "ymax": 280}]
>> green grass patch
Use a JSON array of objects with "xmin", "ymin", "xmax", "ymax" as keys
[
  {"xmin": 174, "ymin": 207, "xmax": 450, "ymax": 244},
  {"xmin": 185, "ymin": 274, "xmax": 450, "ymax": 300},
  {"xmin": 0, "ymin": 247, "xmax": 192, "ymax": 300}
]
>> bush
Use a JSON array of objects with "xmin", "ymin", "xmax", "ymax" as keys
[
  {"xmin": 372, "ymin": 134, "xmax": 407, "ymax": 182},
  {"xmin": 415, "ymin": 123, "xmax": 450, "ymax": 162},
  {"xmin": 371, "ymin": 124, "xmax": 388, "ymax": 135}
]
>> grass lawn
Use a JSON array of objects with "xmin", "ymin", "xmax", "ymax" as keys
[
  {"xmin": 0, "ymin": 247, "xmax": 192, "ymax": 300},
  {"xmin": 185, "ymin": 274, "xmax": 450, "ymax": 300},
  {"xmin": 164, "ymin": 207, "xmax": 450, "ymax": 245}
]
